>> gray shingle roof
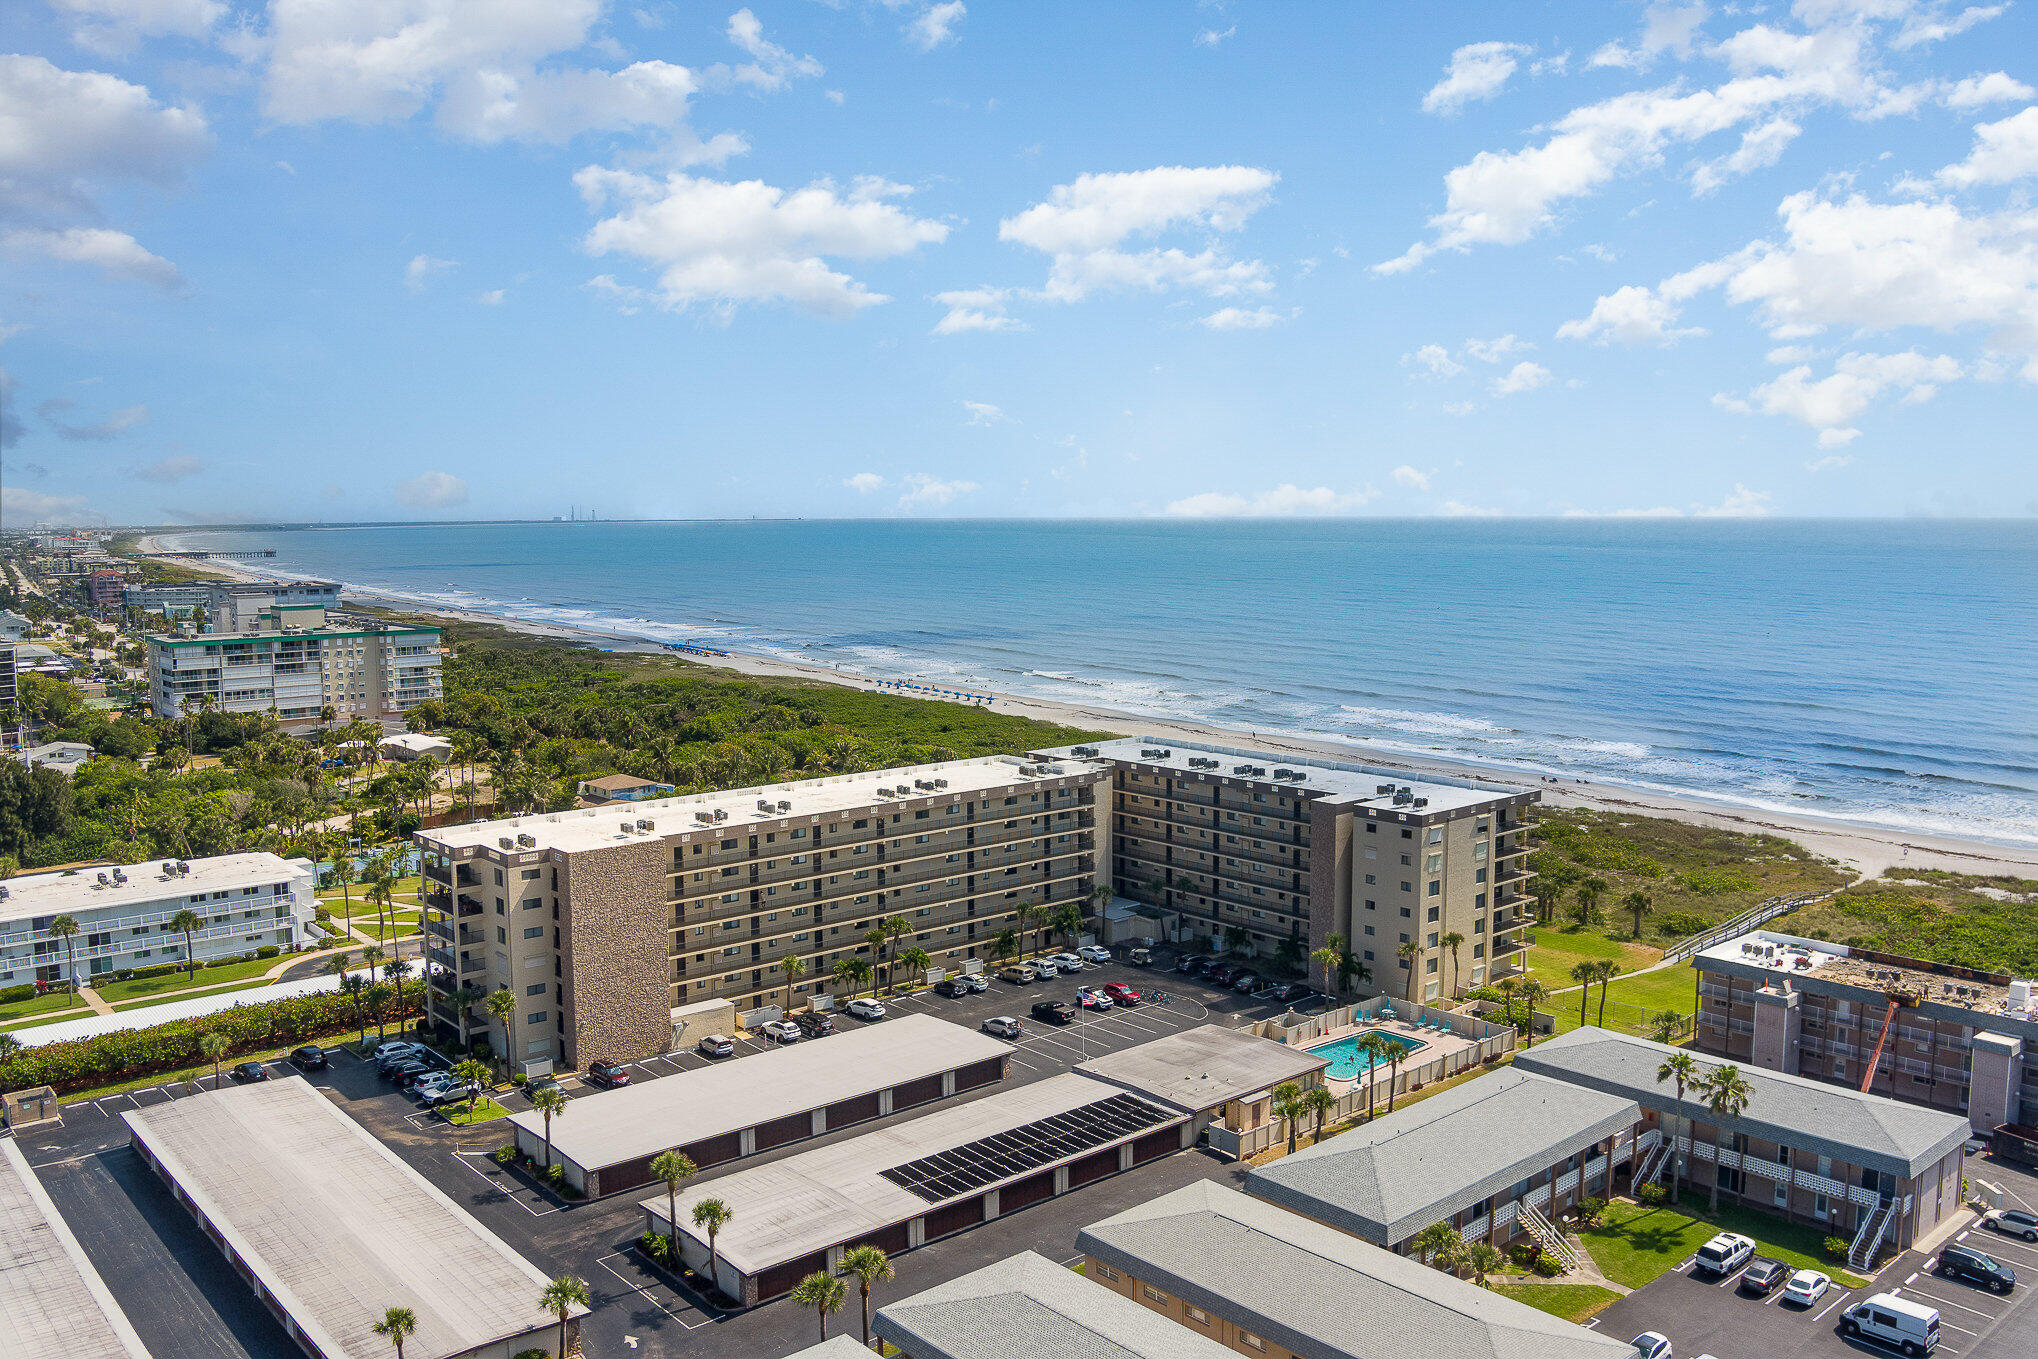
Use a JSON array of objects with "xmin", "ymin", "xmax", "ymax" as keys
[
  {"xmin": 1245, "ymin": 1068, "xmax": 1638, "ymax": 1245},
  {"xmin": 1511, "ymin": 1027, "xmax": 1973, "ymax": 1179},
  {"xmin": 774, "ymin": 1338, "xmax": 879, "ymax": 1359},
  {"xmin": 1077, "ymin": 1182, "xmax": 1635, "ymax": 1359},
  {"xmin": 873, "ymin": 1250, "xmax": 1239, "ymax": 1359}
]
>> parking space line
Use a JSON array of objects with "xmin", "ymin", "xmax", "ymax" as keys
[
  {"xmin": 593, "ymin": 1251, "xmax": 713, "ymax": 1331},
  {"xmin": 450, "ymin": 1150, "xmax": 564, "ymax": 1217},
  {"xmin": 1813, "ymin": 1290, "xmax": 1853, "ymax": 1321},
  {"xmin": 1899, "ymin": 1287, "xmax": 1997, "ymax": 1321},
  {"xmin": 1969, "ymin": 1233, "xmax": 2038, "ymax": 1262}
]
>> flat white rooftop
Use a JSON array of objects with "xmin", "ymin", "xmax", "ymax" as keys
[
  {"xmin": 647, "ymin": 1072, "xmax": 1183, "ymax": 1274},
  {"xmin": 1075, "ymin": 1023, "xmax": 1328, "ymax": 1112},
  {"xmin": 1037, "ymin": 736, "xmax": 1523, "ymax": 816},
  {"xmin": 0, "ymin": 1139, "xmax": 153, "ymax": 1359},
  {"xmin": 125, "ymin": 1078, "xmax": 580, "ymax": 1359},
  {"xmin": 0, "ymin": 851, "xmax": 306, "ymax": 927},
  {"xmin": 424, "ymin": 753, "xmax": 1109, "ymax": 856},
  {"xmin": 509, "ymin": 1013, "xmax": 1010, "ymax": 1170}
]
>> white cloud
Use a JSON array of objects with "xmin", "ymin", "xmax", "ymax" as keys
[
  {"xmin": 1690, "ymin": 116, "xmax": 1802, "ymax": 196},
  {"xmin": 1491, "ymin": 360, "xmax": 1553, "ymax": 395},
  {"xmin": 1194, "ymin": 26, "xmax": 1236, "ymax": 48},
  {"xmin": 1558, "ymin": 283, "xmax": 1709, "ymax": 345},
  {"xmin": 723, "ymin": 8, "xmax": 824, "ymax": 90},
  {"xmin": 1439, "ymin": 500, "xmax": 1505, "ymax": 517},
  {"xmin": 1695, "ymin": 483, "xmax": 1772, "ymax": 517},
  {"xmin": 1, "ymin": 226, "xmax": 181, "ymax": 289},
  {"xmin": 51, "ymin": 403, "xmax": 148, "ymax": 441},
  {"xmin": 1890, "ymin": 2, "xmax": 2007, "ymax": 50},
  {"xmin": 999, "ymin": 165, "xmax": 1278, "ymax": 304},
  {"xmin": 51, "ymin": 0, "xmax": 224, "ymax": 53},
  {"xmin": 395, "ymin": 470, "xmax": 469, "ymax": 510},
  {"xmin": 1406, "ymin": 343, "xmax": 1465, "ymax": 377},
  {"xmin": 477, "ymin": 288, "xmax": 506, "ymax": 305},
  {"xmin": 1806, "ymin": 451, "xmax": 1857, "ymax": 469},
  {"xmin": 1163, "ymin": 484, "xmax": 1378, "ymax": 517},
  {"xmin": 898, "ymin": 473, "xmax": 978, "ymax": 508},
  {"xmin": 1422, "ymin": 42, "xmax": 1528, "ymax": 116},
  {"xmin": 1943, "ymin": 72, "xmax": 2034, "ymax": 108},
  {"xmin": 1939, "ymin": 107, "xmax": 2038, "ymax": 187},
  {"xmin": 905, "ymin": 1, "xmax": 966, "ymax": 53},
  {"xmin": 931, "ymin": 286, "xmax": 1026, "ymax": 334},
  {"xmin": 962, "ymin": 400, "xmax": 1005, "ymax": 425},
  {"xmin": 1591, "ymin": 2, "xmax": 1712, "ymax": 69},
  {"xmin": 1391, "ymin": 465, "xmax": 1433, "ymax": 491},
  {"xmin": 0, "ymin": 488, "xmax": 99, "ymax": 526},
  {"xmin": 405, "ymin": 254, "xmax": 456, "ymax": 290},
  {"xmin": 845, "ymin": 472, "xmax": 885, "ymax": 493},
  {"xmin": 576, "ymin": 169, "xmax": 950, "ymax": 318},
  {"xmin": 1199, "ymin": 305, "xmax": 1284, "ymax": 330},
  {"xmin": 1723, "ymin": 349, "xmax": 1964, "ymax": 438},
  {"xmin": 1465, "ymin": 333, "xmax": 1532, "ymax": 362},
  {"xmin": 1766, "ymin": 344, "xmax": 1824, "ymax": 363},
  {"xmin": 132, "ymin": 454, "xmax": 204, "ymax": 483}
]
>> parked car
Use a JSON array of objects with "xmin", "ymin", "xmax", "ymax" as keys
[
  {"xmin": 997, "ymin": 965, "xmax": 1035, "ymax": 984},
  {"xmin": 372, "ymin": 1040, "xmax": 423, "ymax": 1064},
  {"xmin": 1049, "ymin": 952, "xmax": 1085, "ymax": 971},
  {"xmin": 1102, "ymin": 982, "xmax": 1142, "ymax": 1006},
  {"xmin": 1079, "ymin": 945, "xmax": 1112, "ymax": 963},
  {"xmin": 586, "ymin": 1059, "xmax": 631, "ymax": 1089},
  {"xmin": 413, "ymin": 1046, "xmax": 452, "ymax": 1071},
  {"xmin": 1031, "ymin": 1000, "xmax": 1075, "ymax": 1025},
  {"xmin": 1270, "ymin": 983, "xmax": 1316, "ymax": 1006},
  {"xmin": 934, "ymin": 977, "xmax": 971, "ymax": 998},
  {"xmin": 399, "ymin": 1068, "xmax": 448, "ymax": 1095},
  {"xmin": 289, "ymin": 1044, "xmax": 328, "ymax": 1071},
  {"xmin": 960, "ymin": 972, "xmax": 989, "ymax": 992},
  {"xmin": 427, "ymin": 1082, "xmax": 481, "ymax": 1108},
  {"xmin": 1739, "ymin": 1257, "xmax": 1790, "ymax": 1296},
  {"xmin": 982, "ymin": 1016, "xmax": 1023, "ymax": 1039},
  {"xmin": 793, "ymin": 1011, "xmax": 834, "ymax": 1038},
  {"xmin": 381, "ymin": 1059, "xmax": 429, "ymax": 1086},
  {"xmin": 758, "ymin": 1019, "xmax": 802, "ymax": 1044},
  {"xmin": 1936, "ymin": 1243, "xmax": 2016, "ymax": 1293},
  {"xmin": 1231, "ymin": 972, "xmax": 1263, "ymax": 993},
  {"xmin": 1780, "ymin": 1269, "xmax": 1830, "ymax": 1307},
  {"xmin": 228, "ymin": 1061, "xmax": 270, "ymax": 1083},
  {"xmin": 1208, "ymin": 964, "xmax": 1244, "ymax": 985},
  {"xmin": 1691, "ymin": 1232, "xmax": 1755, "ymax": 1277},
  {"xmin": 1174, "ymin": 954, "xmax": 1207, "ymax": 974},
  {"xmin": 1983, "ymin": 1208, "xmax": 2038, "ymax": 1242},
  {"xmin": 411, "ymin": 1073, "xmax": 456, "ymax": 1101},
  {"xmin": 845, "ymin": 998, "xmax": 887, "ymax": 1021},
  {"xmin": 1076, "ymin": 988, "xmax": 1114, "ymax": 1011},
  {"xmin": 1032, "ymin": 958, "xmax": 1060, "ymax": 978},
  {"xmin": 526, "ymin": 1074, "xmax": 565, "ymax": 1097},
  {"xmin": 1840, "ymin": 1292, "xmax": 1940, "ymax": 1355},
  {"xmin": 1629, "ymin": 1334, "xmax": 1671, "ymax": 1359},
  {"xmin": 1128, "ymin": 947, "xmax": 1154, "ymax": 967},
  {"xmin": 697, "ymin": 1033, "xmax": 735, "ymax": 1059}
]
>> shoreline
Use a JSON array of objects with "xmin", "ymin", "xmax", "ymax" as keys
[{"xmin": 136, "ymin": 534, "xmax": 2038, "ymax": 882}]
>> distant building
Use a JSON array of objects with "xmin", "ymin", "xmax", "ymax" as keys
[
  {"xmin": 123, "ymin": 582, "xmax": 212, "ymax": 619},
  {"xmin": 0, "ymin": 609, "xmax": 30, "ymax": 641},
  {"xmin": 14, "ymin": 741, "xmax": 93, "ymax": 777},
  {"xmin": 578, "ymin": 773, "xmax": 675, "ymax": 802},
  {"xmin": 147, "ymin": 606, "xmax": 442, "ymax": 730},
  {"xmin": 86, "ymin": 570, "xmax": 125, "ymax": 612},
  {"xmin": 1034, "ymin": 737, "xmax": 1538, "ymax": 1001},
  {"xmin": 0, "ymin": 851, "xmax": 314, "ymax": 989},
  {"xmin": 379, "ymin": 732, "xmax": 452, "ymax": 763},
  {"xmin": 126, "ymin": 579, "xmax": 342, "ymax": 632}
]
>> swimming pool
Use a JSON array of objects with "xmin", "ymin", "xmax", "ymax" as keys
[{"xmin": 1306, "ymin": 1031, "xmax": 1427, "ymax": 1081}]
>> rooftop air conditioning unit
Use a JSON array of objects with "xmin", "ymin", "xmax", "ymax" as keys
[
  {"xmin": 637, "ymin": 819, "xmax": 655, "ymax": 832},
  {"xmin": 875, "ymin": 788, "xmax": 893, "ymax": 798},
  {"xmin": 96, "ymin": 872, "xmax": 110, "ymax": 886},
  {"xmin": 0, "ymin": 886, "xmax": 8, "ymax": 900},
  {"xmin": 1413, "ymin": 797, "xmax": 1429, "ymax": 809},
  {"xmin": 895, "ymin": 785, "xmax": 911, "ymax": 795},
  {"xmin": 934, "ymin": 778, "xmax": 949, "ymax": 789},
  {"xmin": 1235, "ymin": 764, "xmax": 1252, "ymax": 775},
  {"xmin": 713, "ymin": 809, "xmax": 727, "ymax": 822},
  {"xmin": 178, "ymin": 862, "xmax": 192, "ymax": 876},
  {"xmin": 758, "ymin": 800, "xmax": 775, "ymax": 813},
  {"xmin": 112, "ymin": 868, "xmax": 127, "ymax": 882},
  {"xmin": 777, "ymin": 801, "xmax": 791, "ymax": 813},
  {"xmin": 499, "ymin": 836, "xmax": 515, "ymax": 849},
  {"xmin": 516, "ymin": 834, "xmax": 536, "ymax": 849}
]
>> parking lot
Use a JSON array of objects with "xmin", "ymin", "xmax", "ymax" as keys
[
  {"xmin": 1592, "ymin": 1153, "xmax": 2038, "ymax": 1359},
  {"xmin": 11, "ymin": 950, "xmax": 1305, "ymax": 1359}
]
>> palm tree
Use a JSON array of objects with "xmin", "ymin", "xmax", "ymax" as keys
[
  {"xmin": 451, "ymin": 1057, "xmax": 491, "ymax": 1118},
  {"xmin": 651, "ymin": 1149, "xmax": 698, "ymax": 1253},
  {"xmin": 1311, "ymin": 934, "xmax": 1344, "ymax": 995},
  {"xmin": 1354, "ymin": 1034, "xmax": 1395, "ymax": 1122},
  {"xmin": 839, "ymin": 1244, "xmax": 895, "ymax": 1350},
  {"xmin": 1576, "ymin": 875, "xmax": 1607, "ymax": 923},
  {"xmin": 365, "ymin": 982, "xmax": 394, "ymax": 1042},
  {"xmin": 46, "ymin": 914, "xmax": 80, "ymax": 993},
  {"xmin": 1494, "ymin": 975, "xmax": 1521, "ymax": 1030},
  {"xmin": 880, "ymin": 915, "xmax": 911, "ymax": 988},
  {"xmin": 691, "ymin": 1197, "xmax": 733, "ymax": 1299},
  {"xmin": 1648, "ymin": 1009, "xmax": 1684, "ymax": 1044},
  {"xmin": 1703, "ymin": 1063, "xmax": 1754, "ymax": 1212},
  {"xmin": 1536, "ymin": 879, "xmax": 1565, "ymax": 926},
  {"xmin": 340, "ymin": 972, "xmax": 369, "ymax": 1044},
  {"xmin": 1656, "ymin": 1051, "xmax": 1700, "ymax": 1205},
  {"xmin": 326, "ymin": 836, "xmax": 356, "ymax": 920},
  {"xmin": 372, "ymin": 1306, "xmax": 417, "ymax": 1359},
  {"xmin": 831, "ymin": 955, "xmax": 869, "ymax": 999},
  {"xmin": 1441, "ymin": 931, "xmax": 1466, "ymax": 996},
  {"xmin": 897, "ymin": 946, "xmax": 931, "ymax": 988},
  {"xmin": 1595, "ymin": 961, "xmax": 1622, "ymax": 1027},
  {"xmin": 1466, "ymin": 1241, "xmax": 1505, "ymax": 1286},
  {"xmin": 1621, "ymin": 889, "xmax": 1653, "ymax": 940},
  {"xmin": 1383, "ymin": 1037, "xmax": 1410, "ymax": 1113},
  {"xmin": 450, "ymin": 984, "xmax": 484, "ymax": 1049},
  {"xmin": 988, "ymin": 929, "xmax": 1019, "ymax": 967},
  {"xmin": 538, "ymin": 1276, "xmax": 591, "ymax": 1359},
  {"xmin": 169, "ymin": 908, "xmax": 204, "ymax": 979},
  {"xmin": 487, "ymin": 986, "xmax": 518, "ymax": 1069},
  {"xmin": 1271, "ymin": 1081, "xmax": 1306, "ymax": 1154},
  {"xmin": 200, "ymin": 1030, "xmax": 231, "ymax": 1088},
  {"xmin": 1015, "ymin": 901, "xmax": 1047, "ymax": 958},
  {"xmin": 775, "ymin": 954, "xmax": 806, "ymax": 1016},
  {"xmin": 1302, "ymin": 1084, "xmax": 1336, "ymax": 1145},
  {"xmin": 1052, "ymin": 899, "xmax": 1084, "ymax": 951},
  {"xmin": 1515, "ymin": 978, "xmax": 1548, "ymax": 1047},
  {"xmin": 1397, "ymin": 940, "xmax": 1422, "ymax": 997},
  {"xmin": 1571, "ymin": 960, "xmax": 1596, "ymax": 1026},
  {"xmin": 790, "ymin": 1269, "xmax": 846, "ymax": 1342},
  {"xmin": 529, "ymin": 1085, "xmax": 569, "ymax": 1169},
  {"xmin": 1411, "ymin": 1221, "xmax": 1461, "ymax": 1267}
]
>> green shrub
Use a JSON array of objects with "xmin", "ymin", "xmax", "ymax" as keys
[
  {"xmin": 130, "ymin": 962, "xmax": 182, "ymax": 980},
  {"xmin": 1531, "ymin": 1254, "xmax": 1563, "ymax": 1277},
  {"xmin": 1636, "ymin": 1183, "xmax": 1668, "ymax": 1206},
  {"xmin": 1657, "ymin": 912, "xmax": 1710, "ymax": 938},
  {"xmin": 0, "ymin": 983, "xmax": 37, "ymax": 1003},
  {"xmin": 493, "ymin": 1145, "xmax": 517, "ymax": 1164},
  {"xmin": 1509, "ymin": 1242, "xmax": 1540, "ymax": 1267},
  {"xmin": 1575, "ymin": 1197, "xmax": 1606, "ymax": 1225},
  {"xmin": 255, "ymin": 945, "xmax": 280, "ymax": 959},
  {"xmin": 515, "ymin": 1350, "xmax": 549, "ymax": 1359},
  {"xmin": 639, "ymin": 1231, "xmax": 672, "ymax": 1263},
  {"xmin": 1823, "ymin": 1236, "xmax": 1850, "ymax": 1262}
]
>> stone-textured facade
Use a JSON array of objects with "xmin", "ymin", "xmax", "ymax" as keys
[{"xmin": 559, "ymin": 837, "xmax": 674, "ymax": 1067}]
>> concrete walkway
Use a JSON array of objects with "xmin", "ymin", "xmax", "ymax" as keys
[{"xmin": 75, "ymin": 985, "xmax": 114, "ymax": 1017}]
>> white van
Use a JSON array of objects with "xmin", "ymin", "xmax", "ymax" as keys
[{"xmin": 1841, "ymin": 1293, "xmax": 1939, "ymax": 1356}]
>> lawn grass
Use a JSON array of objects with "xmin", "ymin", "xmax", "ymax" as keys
[
  {"xmin": 442, "ymin": 1096, "xmax": 509, "ymax": 1125},
  {"xmin": 0, "ymin": 988, "xmax": 85, "ymax": 1026},
  {"xmin": 0, "ymin": 1006, "xmax": 92, "ymax": 1034},
  {"xmin": 1491, "ymin": 1281, "xmax": 1622, "ymax": 1322},
  {"xmin": 1579, "ymin": 1199, "xmax": 1867, "ymax": 1291},
  {"xmin": 112, "ymin": 976, "xmax": 280, "ymax": 1010},
  {"xmin": 93, "ymin": 954, "xmax": 287, "ymax": 1004}
]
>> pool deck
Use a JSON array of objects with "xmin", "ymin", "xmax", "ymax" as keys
[{"xmin": 1307, "ymin": 1018, "xmax": 1478, "ymax": 1094}]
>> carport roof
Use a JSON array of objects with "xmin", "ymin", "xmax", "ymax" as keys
[
  {"xmin": 1512, "ymin": 1027, "xmax": 1974, "ymax": 1178},
  {"xmin": 775, "ymin": 1339, "xmax": 879, "ymax": 1358},
  {"xmin": 122, "ymin": 1077, "xmax": 579, "ymax": 1359},
  {"xmin": 1077, "ymin": 1181, "xmax": 1636, "ymax": 1359},
  {"xmin": 0, "ymin": 1139, "xmax": 154, "ymax": 1359},
  {"xmin": 873, "ymin": 1250, "xmax": 1239, "ymax": 1359},
  {"xmin": 1075, "ymin": 1023, "xmax": 1328, "ymax": 1111},
  {"xmin": 510, "ymin": 1013, "xmax": 1010, "ymax": 1171}
]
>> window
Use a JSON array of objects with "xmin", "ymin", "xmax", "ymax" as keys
[
  {"xmin": 1240, "ymin": 1331, "xmax": 1265, "ymax": 1352},
  {"xmin": 526, "ymin": 1011, "xmax": 548, "ymax": 1026},
  {"xmin": 522, "ymin": 926, "xmax": 543, "ymax": 939},
  {"xmin": 1185, "ymin": 1306, "xmax": 1209, "ymax": 1325},
  {"xmin": 1428, "ymin": 881, "xmax": 1441, "ymax": 897},
  {"xmin": 1364, "ymin": 873, "xmax": 1376, "ymax": 885},
  {"xmin": 1142, "ymin": 1285, "xmax": 1168, "ymax": 1303},
  {"xmin": 525, "ymin": 983, "xmax": 545, "ymax": 996},
  {"xmin": 1092, "ymin": 1263, "xmax": 1119, "ymax": 1282}
]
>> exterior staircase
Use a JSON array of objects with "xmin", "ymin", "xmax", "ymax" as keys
[
  {"xmin": 1850, "ymin": 1196, "xmax": 1896, "ymax": 1271},
  {"xmin": 1519, "ymin": 1197, "xmax": 1580, "ymax": 1273},
  {"xmin": 1633, "ymin": 1139, "xmax": 1672, "ymax": 1190}
]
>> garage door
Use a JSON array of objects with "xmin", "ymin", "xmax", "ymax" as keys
[
  {"xmin": 1066, "ymin": 1146, "xmax": 1122, "ymax": 1190},
  {"xmin": 922, "ymin": 1195, "xmax": 985, "ymax": 1240},
  {"xmin": 891, "ymin": 1074, "xmax": 945, "ymax": 1109},
  {"xmin": 996, "ymin": 1170, "xmax": 1054, "ymax": 1215},
  {"xmin": 591, "ymin": 1155, "xmax": 658, "ymax": 1198},
  {"xmin": 823, "ymin": 1092, "xmax": 882, "ymax": 1130},
  {"xmin": 754, "ymin": 1250, "xmax": 830, "ymax": 1302},
  {"xmin": 682, "ymin": 1131, "xmax": 743, "ymax": 1168},
  {"xmin": 1132, "ymin": 1127, "xmax": 1181, "ymax": 1164},
  {"xmin": 844, "ymin": 1221, "xmax": 911, "ymax": 1257},
  {"xmin": 754, "ymin": 1111, "xmax": 815, "ymax": 1152},
  {"xmin": 952, "ymin": 1057, "xmax": 1004, "ymax": 1093}
]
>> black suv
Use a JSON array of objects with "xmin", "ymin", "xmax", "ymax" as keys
[
  {"xmin": 794, "ymin": 1012, "xmax": 834, "ymax": 1038},
  {"xmin": 1739, "ymin": 1258, "xmax": 1790, "ymax": 1296},
  {"xmin": 934, "ymin": 977, "xmax": 970, "ymax": 998},
  {"xmin": 1938, "ymin": 1244, "xmax": 2016, "ymax": 1293},
  {"xmin": 1030, "ymin": 1000, "xmax": 1075, "ymax": 1025},
  {"xmin": 289, "ymin": 1044, "xmax": 328, "ymax": 1070}
]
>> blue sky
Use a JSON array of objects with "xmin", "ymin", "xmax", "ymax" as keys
[{"xmin": 4, "ymin": 0, "xmax": 2037, "ymax": 525}]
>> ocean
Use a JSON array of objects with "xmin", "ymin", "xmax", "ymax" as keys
[{"xmin": 165, "ymin": 519, "xmax": 2038, "ymax": 848}]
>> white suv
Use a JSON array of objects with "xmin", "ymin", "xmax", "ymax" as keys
[{"xmin": 1692, "ymin": 1232, "xmax": 1755, "ymax": 1277}]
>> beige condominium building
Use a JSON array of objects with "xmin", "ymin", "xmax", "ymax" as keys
[
  {"xmin": 1033, "ymin": 738, "xmax": 1538, "ymax": 1002},
  {"xmin": 147, "ymin": 603, "xmax": 441, "ymax": 729},
  {"xmin": 415, "ymin": 754, "xmax": 1108, "ymax": 1069}
]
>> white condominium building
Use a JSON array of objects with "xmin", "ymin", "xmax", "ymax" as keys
[
  {"xmin": 147, "ymin": 604, "xmax": 441, "ymax": 729},
  {"xmin": 0, "ymin": 852, "xmax": 315, "ymax": 988}
]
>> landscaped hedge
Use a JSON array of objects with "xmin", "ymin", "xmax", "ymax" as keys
[
  {"xmin": 0, "ymin": 980, "xmax": 425, "ymax": 1095},
  {"xmin": 1, "ymin": 984, "xmax": 37, "ymax": 1003}
]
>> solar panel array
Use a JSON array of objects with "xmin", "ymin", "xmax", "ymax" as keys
[{"xmin": 878, "ymin": 1092, "xmax": 1176, "ymax": 1203}]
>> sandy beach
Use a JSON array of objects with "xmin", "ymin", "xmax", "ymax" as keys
[{"xmin": 138, "ymin": 536, "xmax": 2038, "ymax": 883}]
